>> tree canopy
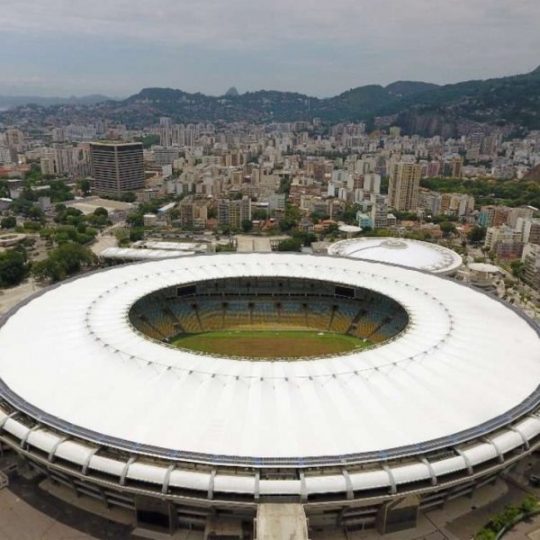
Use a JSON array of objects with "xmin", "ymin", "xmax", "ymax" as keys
[
  {"xmin": 32, "ymin": 243, "xmax": 96, "ymax": 283},
  {"xmin": 0, "ymin": 249, "xmax": 28, "ymax": 288}
]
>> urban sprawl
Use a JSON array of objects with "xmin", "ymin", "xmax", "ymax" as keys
[{"xmin": 0, "ymin": 118, "xmax": 539, "ymax": 318}]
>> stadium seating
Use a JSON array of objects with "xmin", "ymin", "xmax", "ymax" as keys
[{"xmin": 129, "ymin": 278, "xmax": 408, "ymax": 345}]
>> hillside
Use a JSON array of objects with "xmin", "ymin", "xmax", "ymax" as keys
[
  {"xmin": 1, "ymin": 66, "xmax": 539, "ymax": 136},
  {"xmin": 523, "ymin": 164, "xmax": 540, "ymax": 182},
  {"xmin": 0, "ymin": 94, "xmax": 112, "ymax": 109}
]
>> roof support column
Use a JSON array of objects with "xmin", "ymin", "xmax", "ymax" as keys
[
  {"xmin": 509, "ymin": 426, "xmax": 530, "ymax": 450},
  {"xmin": 342, "ymin": 469, "xmax": 354, "ymax": 500},
  {"xmin": 82, "ymin": 447, "xmax": 100, "ymax": 475},
  {"xmin": 455, "ymin": 449, "xmax": 473, "ymax": 475},
  {"xmin": 300, "ymin": 471, "xmax": 307, "ymax": 503},
  {"xmin": 420, "ymin": 458, "xmax": 438, "ymax": 486},
  {"xmin": 20, "ymin": 424, "xmax": 40, "ymax": 449},
  {"xmin": 207, "ymin": 469, "xmax": 216, "ymax": 500},
  {"xmin": 48, "ymin": 437, "xmax": 69, "ymax": 462},
  {"xmin": 254, "ymin": 471, "xmax": 260, "ymax": 501},
  {"xmin": 0, "ymin": 412, "xmax": 17, "ymax": 430},
  {"xmin": 120, "ymin": 456, "xmax": 136, "ymax": 486},
  {"xmin": 483, "ymin": 438, "xmax": 504, "ymax": 464},
  {"xmin": 383, "ymin": 465, "xmax": 397, "ymax": 495}
]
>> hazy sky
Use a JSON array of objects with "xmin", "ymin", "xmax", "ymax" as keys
[{"xmin": 1, "ymin": 0, "xmax": 539, "ymax": 97}]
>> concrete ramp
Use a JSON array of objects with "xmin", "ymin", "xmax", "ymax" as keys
[{"xmin": 255, "ymin": 504, "xmax": 309, "ymax": 540}]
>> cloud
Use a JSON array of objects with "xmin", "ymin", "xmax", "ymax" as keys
[
  {"xmin": 1, "ymin": 0, "xmax": 538, "ymax": 48},
  {"xmin": 0, "ymin": 0, "xmax": 538, "ymax": 96}
]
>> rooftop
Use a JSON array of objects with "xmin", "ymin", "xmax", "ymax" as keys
[
  {"xmin": 328, "ymin": 237, "xmax": 463, "ymax": 275},
  {"xmin": 0, "ymin": 254, "xmax": 537, "ymax": 465}
]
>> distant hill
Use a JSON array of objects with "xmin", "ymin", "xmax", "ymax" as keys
[
  {"xmin": 117, "ymin": 67, "xmax": 540, "ymax": 134},
  {"xmin": 385, "ymin": 81, "xmax": 439, "ymax": 97},
  {"xmin": 225, "ymin": 87, "xmax": 239, "ymax": 97},
  {"xmin": 1, "ymin": 67, "xmax": 539, "ymax": 136},
  {"xmin": 0, "ymin": 94, "xmax": 113, "ymax": 109}
]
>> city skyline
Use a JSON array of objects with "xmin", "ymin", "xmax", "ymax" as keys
[{"xmin": 1, "ymin": 0, "xmax": 539, "ymax": 97}]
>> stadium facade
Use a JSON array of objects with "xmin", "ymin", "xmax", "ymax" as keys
[{"xmin": 0, "ymin": 253, "xmax": 538, "ymax": 536}]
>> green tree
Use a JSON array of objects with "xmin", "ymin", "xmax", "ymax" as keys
[
  {"xmin": 278, "ymin": 177, "xmax": 292, "ymax": 195},
  {"xmin": 279, "ymin": 204, "xmax": 301, "ymax": 232},
  {"xmin": 241, "ymin": 219, "xmax": 253, "ymax": 233},
  {"xmin": 394, "ymin": 211, "xmax": 419, "ymax": 221},
  {"xmin": 252, "ymin": 209, "xmax": 268, "ymax": 220},
  {"xmin": 510, "ymin": 260, "xmax": 525, "ymax": 279},
  {"xmin": 1, "ymin": 216, "xmax": 16, "ymax": 229},
  {"xmin": 468, "ymin": 226, "xmax": 486, "ymax": 244},
  {"xmin": 32, "ymin": 243, "xmax": 96, "ymax": 283},
  {"xmin": 127, "ymin": 212, "xmax": 144, "ymax": 227},
  {"xmin": 0, "ymin": 250, "xmax": 28, "ymax": 287},
  {"xmin": 24, "ymin": 164, "xmax": 43, "ymax": 185},
  {"xmin": 520, "ymin": 496, "xmax": 537, "ymax": 514},
  {"xmin": 342, "ymin": 204, "xmax": 361, "ymax": 225},
  {"xmin": 129, "ymin": 227, "xmax": 145, "ymax": 242},
  {"xmin": 293, "ymin": 231, "xmax": 317, "ymax": 247},
  {"xmin": 48, "ymin": 180, "xmax": 74, "ymax": 202},
  {"xmin": 439, "ymin": 221, "xmax": 457, "ymax": 237},
  {"xmin": 23, "ymin": 221, "xmax": 42, "ymax": 232},
  {"xmin": 277, "ymin": 238, "xmax": 302, "ymax": 252},
  {"xmin": 135, "ymin": 134, "xmax": 160, "ymax": 148},
  {"xmin": 78, "ymin": 179, "xmax": 91, "ymax": 196},
  {"xmin": 121, "ymin": 192, "xmax": 137, "ymax": 203},
  {"xmin": 27, "ymin": 205, "xmax": 45, "ymax": 222}
]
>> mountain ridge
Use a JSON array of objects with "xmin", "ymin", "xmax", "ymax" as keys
[
  {"xmin": 0, "ymin": 94, "xmax": 114, "ymax": 109},
  {"xmin": 1, "ymin": 67, "xmax": 539, "ymax": 137}
]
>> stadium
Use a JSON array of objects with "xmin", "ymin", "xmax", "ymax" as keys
[
  {"xmin": 0, "ymin": 253, "xmax": 539, "ymax": 537},
  {"xmin": 328, "ymin": 237, "xmax": 463, "ymax": 275}
]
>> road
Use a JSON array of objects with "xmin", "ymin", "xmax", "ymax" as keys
[{"xmin": 89, "ymin": 223, "xmax": 123, "ymax": 256}]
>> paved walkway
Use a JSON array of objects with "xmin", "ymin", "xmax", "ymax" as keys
[
  {"xmin": 0, "ymin": 487, "xmax": 96, "ymax": 540},
  {"xmin": 0, "ymin": 279, "xmax": 40, "ymax": 316},
  {"xmin": 0, "ymin": 474, "xmax": 131, "ymax": 540},
  {"xmin": 505, "ymin": 514, "xmax": 540, "ymax": 539}
]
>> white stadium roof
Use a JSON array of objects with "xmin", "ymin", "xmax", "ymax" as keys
[
  {"xmin": 99, "ymin": 247, "xmax": 196, "ymax": 261},
  {"xmin": 0, "ymin": 253, "xmax": 538, "ymax": 467},
  {"xmin": 468, "ymin": 262, "xmax": 501, "ymax": 274},
  {"xmin": 328, "ymin": 238, "xmax": 463, "ymax": 275}
]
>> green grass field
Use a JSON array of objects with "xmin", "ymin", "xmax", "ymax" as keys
[{"xmin": 171, "ymin": 330, "xmax": 370, "ymax": 359}]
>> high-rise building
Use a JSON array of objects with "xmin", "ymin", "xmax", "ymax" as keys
[
  {"xmin": 5, "ymin": 128, "xmax": 25, "ymax": 151},
  {"xmin": 40, "ymin": 149, "xmax": 56, "ymax": 176},
  {"xmin": 217, "ymin": 197, "xmax": 251, "ymax": 230},
  {"xmin": 153, "ymin": 146, "xmax": 180, "ymax": 166},
  {"xmin": 508, "ymin": 205, "xmax": 537, "ymax": 228},
  {"xmin": 363, "ymin": 173, "xmax": 381, "ymax": 194},
  {"xmin": 388, "ymin": 163, "xmax": 422, "ymax": 211},
  {"xmin": 179, "ymin": 197, "xmax": 208, "ymax": 229},
  {"xmin": 478, "ymin": 205, "xmax": 511, "ymax": 228},
  {"xmin": 370, "ymin": 195, "xmax": 388, "ymax": 229},
  {"xmin": 442, "ymin": 157, "xmax": 463, "ymax": 178},
  {"xmin": 420, "ymin": 192, "xmax": 442, "ymax": 217},
  {"xmin": 90, "ymin": 142, "xmax": 144, "ymax": 194},
  {"xmin": 485, "ymin": 225, "xmax": 523, "ymax": 259},
  {"xmin": 516, "ymin": 218, "xmax": 540, "ymax": 245},
  {"xmin": 522, "ymin": 243, "xmax": 540, "ymax": 291}
]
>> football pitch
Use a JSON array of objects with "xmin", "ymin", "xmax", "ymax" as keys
[{"xmin": 171, "ymin": 330, "xmax": 370, "ymax": 359}]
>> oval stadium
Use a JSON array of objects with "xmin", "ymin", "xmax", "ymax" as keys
[
  {"xmin": 0, "ymin": 253, "xmax": 539, "ymax": 537},
  {"xmin": 328, "ymin": 237, "xmax": 463, "ymax": 275}
]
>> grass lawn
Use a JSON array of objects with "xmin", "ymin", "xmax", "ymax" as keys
[{"xmin": 171, "ymin": 330, "xmax": 370, "ymax": 359}]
